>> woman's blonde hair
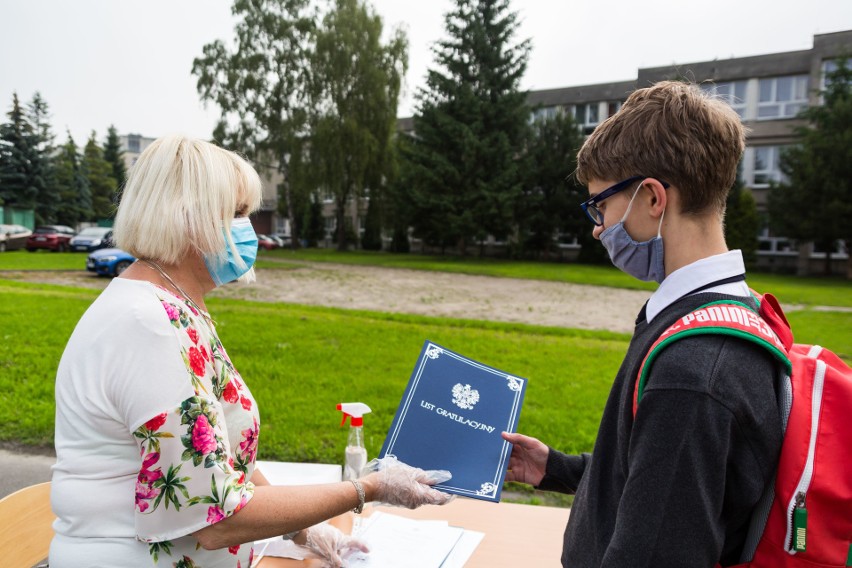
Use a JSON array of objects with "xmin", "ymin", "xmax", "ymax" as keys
[{"xmin": 114, "ymin": 134, "xmax": 262, "ymax": 266}]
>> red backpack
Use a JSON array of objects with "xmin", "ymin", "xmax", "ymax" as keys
[{"xmin": 634, "ymin": 292, "xmax": 852, "ymax": 567}]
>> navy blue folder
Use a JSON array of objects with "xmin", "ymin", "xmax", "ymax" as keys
[{"xmin": 379, "ymin": 341, "xmax": 527, "ymax": 502}]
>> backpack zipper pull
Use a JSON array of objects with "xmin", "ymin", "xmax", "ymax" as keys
[{"xmin": 793, "ymin": 492, "xmax": 808, "ymax": 552}]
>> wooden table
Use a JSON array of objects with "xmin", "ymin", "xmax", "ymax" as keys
[{"xmin": 258, "ymin": 498, "xmax": 570, "ymax": 567}]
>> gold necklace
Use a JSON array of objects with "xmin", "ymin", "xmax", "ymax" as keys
[{"xmin": 140, "ymin": 259, "xmax": 210, "ymax": 320}]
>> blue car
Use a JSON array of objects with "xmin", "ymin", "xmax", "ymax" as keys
[{"xmin": 86, "ymin": 248, "xmax": 136, "ymax": 277}]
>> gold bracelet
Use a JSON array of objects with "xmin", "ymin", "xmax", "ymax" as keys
[{"xmin": 350, "ymin": 479, "xmax": 365, "ymax": 514}]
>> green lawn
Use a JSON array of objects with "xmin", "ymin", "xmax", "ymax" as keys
[
  {"xmin": 1, "ymin": 250, "xmax": 850, "ymax": 475},
  {"xmin": 0, "ymin": 279, "xmax": 626, "ymax": 464}
]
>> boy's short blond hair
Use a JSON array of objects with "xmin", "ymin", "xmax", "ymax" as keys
[
  {"xmin": 576, "ymin": 81, "xmax": 745, "ymax": 216},
  {"xmin": 114, "ymin": 134, "xmax": 262, "ymax": 265}
]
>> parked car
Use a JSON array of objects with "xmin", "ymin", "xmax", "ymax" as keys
[
  {"xmin": 257, "ymin": 234, "xmax": 279, "ymax": 250},
  {"xmin": 26, "ymin": 225, "xmax": 76, "ymax": 252},
  {"xmin": 86, "ymin": 248, "xmax": 136, "ymax": 277},
  {"xmin": 69, "ymin": 227, "xmax": 113, "ymax": 252},
  {"xmin": 0, "ymin": 224, "xmax": 32, "ymax": 252},
  {"xmin": 271, "ymin": 233, "xmax": 292, "ymax": 247}
]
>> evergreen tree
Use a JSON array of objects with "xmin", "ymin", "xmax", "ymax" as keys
[
  {"xmin": 770, "ymin": 57, "xmax": 852, "ymax": 277},
  {"xmin": 55, "ymin": 132, "xmax": 92, "ymax": 227},
  {"xmin": 308, "ymin": 0, "xmax": 407, "ymax": 250},
  {"xmin": 724, "ymin": 173, "xmax": 759, "ymax": 267},
  {"xmin": 103, "ymin": 125, "xmax": 127, "ymax": 189},
  {"xmin": 0, "ymin": 92, "xmax": 38, "ymax": 212},
  {"xmin": 26, "ymin": 92, "xmax": 60, "ymax": 225},
  {"xmin": 518, "ymin": 111, "xmax": 585, "ymax": 258},
  {"xmin": 403, "ymin": 0, "xmax": 531, "ymax": 255},
  {"xmin": 82, "ymin": 132, "xmax": 119, "ymax": 221}
]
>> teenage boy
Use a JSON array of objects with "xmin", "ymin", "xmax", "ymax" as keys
[{"xmin": 503, "ymin": 81, "xmax": 783, "ymax": 567}]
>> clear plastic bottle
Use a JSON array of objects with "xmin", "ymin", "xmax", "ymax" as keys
[{"xmin": 337, "ymin": 402, "xmax": 371, "ymax": 481}]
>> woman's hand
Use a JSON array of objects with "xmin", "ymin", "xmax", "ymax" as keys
[
  {"xmin": 501, "ymin": 432, "xmax": 549, "ymax": 487},
  {"xmin": 301, "ymin": 523, "xmax": 369, "ymax": 568},
  {"xmin": 359, "ymin": 456, "xmax": 454, "ymax": 509}
]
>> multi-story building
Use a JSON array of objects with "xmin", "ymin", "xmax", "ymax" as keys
[{"xmin": 523, "ymin": 29, "xmax": 852, "ymax": 273}]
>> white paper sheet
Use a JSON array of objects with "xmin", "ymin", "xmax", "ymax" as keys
[{"xmin": 350, "ymin": 512, "xmax": 465, "ymax": 568}]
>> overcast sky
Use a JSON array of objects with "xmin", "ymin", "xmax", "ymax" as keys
[{"xmin": 2, "ymin": 0, "xmax": 851, "ymax": 146}]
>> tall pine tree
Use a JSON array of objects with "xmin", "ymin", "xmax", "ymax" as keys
[
  {"xmin": 402, "ymin": 0, "xmax": 530, "ymax": 255},
  {"xmin": 83, "ymin": 132, "xmax": 119, "ymax": 222},
  {"xmin": 27, "ymin": 92, "xmax": 60, "ymax": 225},
  {"xmin": 518, "ymin": 112, "xmax": 585, "ymax": 258},
  {"xmin": 55, "ymin": 132, "xmax": 92, "ymax": 227},
  {"xmin": 0, "ymin": 92, "xmax": 39, "ymax": 213},
  {"xmin": 103, "ymin": 125, "xmax": 127, "ymax": 190}
]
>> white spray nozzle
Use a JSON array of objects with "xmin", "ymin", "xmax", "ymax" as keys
[{"xmin": 337, "ymin": 402, "xmax": 371, "ymax": 426}]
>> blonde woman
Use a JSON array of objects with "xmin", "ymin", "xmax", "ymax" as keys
[{"xmin": 50, "ymin": 134, "xmax": 451, "ymax": 567}]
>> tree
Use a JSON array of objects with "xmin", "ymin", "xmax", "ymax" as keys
[
  {"xmin": 770, "ymin": 57, "xmax": 852, "ymax": 277},
  {"xmin": 308, "ymin": 0, "xmax": 407, "ymax": 250},
  {"xmin": 26, "ymin": 93, "xmax": 61, "ymax": 225},
  {"xmin": 518, "ymin": 111, "xmax": 585, "ymax": 258},
  {"xmin": 193, "ymin": 0, "xmax": 317, "ymax": 249},
  {"xmin": 54, "ymin": 132, "xmax": 92, "ymax": 227},
  {"xmin": 402, "ymin": 0, "xmax": 531, "ymax": 255},
  {"xmin": 103, "ymin": 125, "xmax": 127, "ymax": 188},
  {"xmin": 0, "ymin": 92, "xmax": 38, "ymax": 212},
  {"xmin": 724, "ymin": 173, "xmax": 759, "ymax": 267},
  {"xmin": 82, "ymin": 132, "xmax": 119, "ymax": 221}
]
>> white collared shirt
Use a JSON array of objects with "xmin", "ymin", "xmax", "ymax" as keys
[{"xmin": 646, "ymin": 250, "xmax": 750, "ymax": 323}]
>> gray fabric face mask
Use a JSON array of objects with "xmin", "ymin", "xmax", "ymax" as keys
[{"xmin": 599, "ymin": 183, "xmax": 666, "ymax": 283}]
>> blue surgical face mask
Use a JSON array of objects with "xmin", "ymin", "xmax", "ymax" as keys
[
  {"xmin": 599, "ymin": 183, "xmax": 666, "ymax": 283},
  {"xmin": 204, "ymin": 217, "xmax": 258, "ymax": 286}
]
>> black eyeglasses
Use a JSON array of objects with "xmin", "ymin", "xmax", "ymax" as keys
[{"xmin": 580, "ymin": 176, "xmax": 670, "ymax": 226}]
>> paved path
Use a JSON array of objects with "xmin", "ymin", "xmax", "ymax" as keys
[{"xmin": 0, "ymin": 448, "xmax": 54, "ymax": 499}]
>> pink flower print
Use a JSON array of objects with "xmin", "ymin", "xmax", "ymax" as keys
[
  {"xmin": 144, "ymin": 413, "xmax": 167, "ymax": 432},
  {"xmin": 229, "ymin": 545, "xmax": 240, "ymax": 555},
  {"xmin": 161, "ymin": 301, "xmax": 180, "ymax": 322},
  {"xmin": 135, "ymin": 479, "xmax": 160, "ymax": 512},
  {"xmin": 200, "ymin": 344, "xmax": 210, "ymax": 361},
  {"xmin": 234, "ymin": 492, "xmax": 250, "ymax": 513},
  {"xmin": 223, "ymin": 380, "xmax": 239, "ymax": 404},
  {"xmin": 136, "ymin": 452, "xmax": 163, "ymax": 512},
  {"xmin": 207, "ymin": 505, "xmax": 225, "ymax": 524},
  {"xmin": 188, "ymin": 346, "xmax": 207, "ymax": 377},
  {"xmin": 187, "ymin": 327, "xmax": 199, "ymax": 344},
  {"xmin": 191, "ymin": 414, "xmax": 218, "ymax": 455},
  {"xmin": 239, "ymin": 418, "xmax": 259, "ymax": 463},
  {"xmin": 240, "ymin": 395, "xmax": 252, "ymax": 411}
]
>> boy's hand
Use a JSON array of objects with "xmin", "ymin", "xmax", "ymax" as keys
[{"xmin": 501, "ymin": 432, "xmax": 548, "ymax": 487}]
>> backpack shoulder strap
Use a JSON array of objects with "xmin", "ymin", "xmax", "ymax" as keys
[{"xmin": 633, "ymin": 300, "xmax": 792, "ymax": 415}]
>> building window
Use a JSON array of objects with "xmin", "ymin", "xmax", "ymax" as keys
[
  {"xmin": 702, "ymin": 81, "xmax": 747, "ymax": 117},
  {"xmin": 127, "ymin": 135, "xmax": 140, "ymax": 153},
  {"xmin": 573, "ymin": 103, "xmax": 599, "ymax": 127},
  {"xmin": 606, "ymin": 101, "xmax": 622, "ymax": 118},
  {"xmin": 530, "ymin": 105, "xmax": 561, "ymax": 123},
  {"xmin": 757, "ymin": 75, "xmax": 808, "ymax": 119},
  {"xmin": 752, "ymin": 145, "xmax": 787, "ymax": 186},
  {"xmin": 822, "ymin": 59, "xmax": 851, "ymax": 91},
  {"xmin": 324, "ymin": 216, "xmax": 336, "ymax": 239}
]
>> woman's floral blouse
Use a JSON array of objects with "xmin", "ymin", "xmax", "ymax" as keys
[
  {"xmin": 52, "ymin": 279, "xmax": 260, "ymax": 567},
  {"xmin": 133, "ymin": 286, "xmax": 260, "ymax": 565}
]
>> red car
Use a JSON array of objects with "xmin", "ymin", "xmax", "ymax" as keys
[{"xmin": 26, "ymin": 225, "xmax": 77, "ymax": 252}]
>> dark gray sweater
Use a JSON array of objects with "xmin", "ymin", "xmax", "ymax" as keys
[{"xmin": 538, "ymin": 292, "xmax": 783, "ymax": 568}]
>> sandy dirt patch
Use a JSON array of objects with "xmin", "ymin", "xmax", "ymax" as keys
[{"xmin": 2, "ymin": 262, "xmax": 650, "ymax": 334}]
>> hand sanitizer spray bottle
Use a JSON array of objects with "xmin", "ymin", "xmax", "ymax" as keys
[{"xmin": 337, "ymin": 402, "xmax": 371, "ymax": 481}]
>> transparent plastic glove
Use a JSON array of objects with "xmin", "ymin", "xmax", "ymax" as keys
[
  {"xmin": 301, "ymin": 522, "xmax": 369, "ymax": 568},
  {"xmin": 360, "ymin": 455, "xmax": 454, "ymax": 509}
]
